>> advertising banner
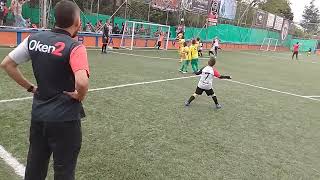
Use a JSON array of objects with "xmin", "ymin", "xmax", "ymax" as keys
[
  {"xmin": 219, "ymin": 0, "xmax": 237, "ymax": 20},
  {"xmin": 266, "ymin": 13, "xmax": 275, "ymax": 28},
  {"xmin": 254, "ymin": 10, "xmax": 267, "ymax": 28},
  {"xmin": 207, "ymin": 0, "xmax": 220, "ymax": 26},
  {"xmin": 274, "ymin": 16, "xmax": 284, "ymax": 31}
]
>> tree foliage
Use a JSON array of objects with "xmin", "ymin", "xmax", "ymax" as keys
[
  {"xmin": 300, "ymin": 0, "xmax": 320, "ymax": 34},
  {"xmin": 259, "ymin": 0, "xmax": 294, "ymax": 20}
]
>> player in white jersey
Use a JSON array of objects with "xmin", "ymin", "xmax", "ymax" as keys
[
  {"xmin": 185, "ymin": 57, "xmax": 231, "ymax": 109},
  {"xmin": 209, "ymin": 37, "xmax": 221, "ymax": 57}
]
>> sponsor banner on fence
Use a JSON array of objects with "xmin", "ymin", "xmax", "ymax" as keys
[
  {"xmin": 281, "ymin": 20, "xmax": 289, "ymax": 41},
  {"xmin": 266, "ymin": 13, "xmax": 275, "ymax": 28},
  {"xmin": 274, "ymin": 16, "xmax": 284, "ymax": 31},
  {"xmin": 254, "ymin": 10, "xmax": 267, "ymax": 27},
  {"xmin": 207, "ymin": 0, "xmax": 220, "ymax": 26},
  {"xmin": 152, "ymin": 0, "xmax": 180, "ymax": 11},
  {"xmin": 182, "ymin": 0, "xmax": 209, "ymax": 13},
  {"xmin": 219, "ymin": 0, "xmax": 237, "ymax": 20}
]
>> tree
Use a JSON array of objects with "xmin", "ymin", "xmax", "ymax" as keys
[
  {"xmin": 260, "ymin": 0, "xmax": 294, "ymax": 20},
  {"xmin": 301, "ymin": 0, "xmax": 320, "ymax": 34}
]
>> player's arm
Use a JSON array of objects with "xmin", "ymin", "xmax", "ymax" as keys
[
  {"xmin": 195, "ymin": 67, "xmax": 204, "ymax": 75},
  {"xmin": 214, "ymin": 68, "xmax": 232, "ymax": 79},
  {"xmin": 65, "ymin": 45, "xmax": 90, "ymax": 101},
  {"xmin": 0, "ymin": 37, "xmax": 36, "ymax": 93}
]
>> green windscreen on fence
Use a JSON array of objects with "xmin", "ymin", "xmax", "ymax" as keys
[
  {"xmin": 289, "ymin": 39, "xmax": 318, "ymax": 52},
  {"xmin": 184, "ymin": 24, "xmax": 292, "ymax": 47},
  {"xmin": 18, "ymin": 5, "xmax": 316, "ymax": 50}
]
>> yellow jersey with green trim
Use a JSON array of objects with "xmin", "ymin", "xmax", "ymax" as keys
[
  {"xmin": 190, "ymin": 45, "xmax": 199, "ymax": 59},
  {"xmin": 179, "ymin": 39, "xmax": 185, "ymax": 50},
  {"xmin": 183, "ymin": 46, "xmax": 192, "ymax": 60}
]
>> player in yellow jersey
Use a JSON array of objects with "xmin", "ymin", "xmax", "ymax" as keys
[
  {"xmin": 179, "ymin": 42, "xmax": 191, "ymax": 73},
  {"xmin": 177, "ymin": 33, "xmax": 185, "ymax": 63},
  {"xmin": 190, "ymin": 39, "xmax": 199, "ymax": 73}
]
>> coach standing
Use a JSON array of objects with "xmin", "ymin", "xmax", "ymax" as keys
[{"xmin": 0, "ymin": 1, "xmax": 89, "ymax": 180}]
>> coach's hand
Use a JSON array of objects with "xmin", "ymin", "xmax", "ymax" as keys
[{"xmin": 64, "ymin": 90, "xmax": 82, "ymax": 101}]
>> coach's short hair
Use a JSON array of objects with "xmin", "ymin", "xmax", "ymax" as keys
[{"xmin": 54, "ymin": 0, "xmax": 79, "ymax": 28}]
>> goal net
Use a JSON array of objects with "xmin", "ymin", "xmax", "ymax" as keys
[
  {"xmin": 260, "ymin": 38, "xmax": 278, "ymax": 51},
  {"xmin": 120, "ymin": 21, "xmax": 171, "ymax": 50}
]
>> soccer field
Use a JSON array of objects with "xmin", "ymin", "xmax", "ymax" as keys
[{"xmin": 1, "ymin": 48, "xmax": 320, "ymax": 179}]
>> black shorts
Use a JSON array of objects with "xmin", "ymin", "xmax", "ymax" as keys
[
  {"xmin": 158, "ymin": 41, "xmax": 162, "ymax": 47},
  {"xmin": 195, "ymin": 87, "xmax": 214, "ymax": 96}
]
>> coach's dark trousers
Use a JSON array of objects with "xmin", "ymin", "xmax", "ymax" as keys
[{"xmin": 24, "ymin": 120, "xmax": 82, "ymax": 180}]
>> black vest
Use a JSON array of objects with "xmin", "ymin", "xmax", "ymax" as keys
[{"xmin": 28, "ymin": 29, "xmax": 85, "ymax": 122}]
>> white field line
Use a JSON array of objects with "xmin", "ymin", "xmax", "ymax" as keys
[
  {"xmin": 304, "ymin": 96, "xmax": 320, "ymax": 98},
  {"xmin": 226, "ymin": 80, "xmax": 320, "ymax": 102},
  {"xmin": 239, "ymin": 51, "xmax": 319, "ymax": 64},
  {"xmin": 0, "ymin": 76, "xmax": 197, "ymax": 104},
  {"xmin": 0, "ymin": 145, "xmax": 25, "ymax": 178}
]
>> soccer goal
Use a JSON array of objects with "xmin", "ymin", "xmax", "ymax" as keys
[
  {"xmin": 120, "ymin": 21, "xmax": 171, "ymax": 50},
  {"xmin": 260, "ymin": 38, "xmax": 278, "ymax": 51}
]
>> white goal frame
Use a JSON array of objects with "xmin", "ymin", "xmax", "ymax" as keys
[
  {"xmin": 260, "ymin": 38, "xmax": 278, "ymax": 51},
  {"xmin": 120, "ymin": 21, "xmax": 171, "ymax": 50}
]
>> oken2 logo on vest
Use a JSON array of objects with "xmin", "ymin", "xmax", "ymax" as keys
[{"xmin": 29, "ymin": 40, "xmax": 65, "ymax": 57}]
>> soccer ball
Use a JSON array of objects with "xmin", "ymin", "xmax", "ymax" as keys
[{"xmin": 181, "ymin": 18, "xmax": 184, "ymax": 22}]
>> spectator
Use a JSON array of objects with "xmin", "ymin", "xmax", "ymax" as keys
[
  {"xmin": 11, "ymin": 0, "xmax": 29, "ymax": 27},
  {"xmin": 113, "ymin": 23, "xmax": 120, "ymax": 34},
  {"xmin": 95, "ymin": 19, "xmax": 102, "ymax": 32},
  {"xmin": 120, "ymin": 22, "xmax": 125, "ymax": 34},
  {"xmin": 3, "ymin": 3, "xmax": 8, "ymax": 25},
  {"xmin": 105, "ymin": 19, "xmax": 112, "ymax": 35},
  {"xmin": 0, "ymin": 0, "xmax": 4, "ymax": 26},
  {"xmin": 31, "ymin": 23, "xmax": 37, "ymax": 28},
  {"xmin": 139, "ymin": 24, "xmax": 145, "ymax": 35},
  {"xmin": 85, "ymin": 22, "xmax": 92, "ymax": 32},
  {"xmin": 25, "ymin": 17, "xmax": 30, "ymax": 28}
]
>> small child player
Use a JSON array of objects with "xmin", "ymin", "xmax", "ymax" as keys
[
  {"xmin": 197, "ymin": 37, "xmax": 203, "ymax": 57},
  {"xmin": 185, "ymin": 57, "xmax": 232, "ymax": 109},
  {"xmin": 179, "ymin": 42, "xmax": 191, "ymax": 73}
]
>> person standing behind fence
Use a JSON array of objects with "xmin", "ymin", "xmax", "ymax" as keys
[
  {"xmin": 101, "ymin": 20, "xmax": 112, "ymax": 54},
  {"xmin": 292, "ymin": 42, "xmax": 299, "ymax": 60},
  {"xmin": 11, "ymin": 0, "xmax": 29, "ymax": 27},
  {"xmin": 1, "ymin": 1, "xmax": 90, "ymax": 179}
]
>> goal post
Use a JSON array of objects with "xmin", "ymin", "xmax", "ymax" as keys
[
  {"xmin": 120, "ymin": 21, "xmax": 171, "ymax": 50},
  {"xmin": 260, "ymin": 38, "xmax": 278, "ymax": 51}
]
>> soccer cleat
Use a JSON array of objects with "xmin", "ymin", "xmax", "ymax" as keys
[
  {"xmin": 215, "ymin": 104, "xmax": 222, "ymax": 109},
  {"xmin": 185, "ymin": 101, "xmax": 190, "ymax": 107}
]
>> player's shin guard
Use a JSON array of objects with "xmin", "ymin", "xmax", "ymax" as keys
[
  {"xmin": 187, "ymin": 95, "xmax": 196, "ymax": 104},
  {"xmin": 211, "ymin": 94, "xmax": 219, "ymax": 105}
]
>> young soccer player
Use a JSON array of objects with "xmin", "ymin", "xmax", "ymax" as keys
[
  {"xmin": 190, "ymin": 39, "xmax": 199, "ymax": 73},
  {"xmin": 197, "ymin": 37, "xmax": 203, "ymax": 57},
  {"xmin": 307, "ymin": 48, "xmax": 312, "ymax": 56},
  {"xmin": 212, "ymin": 37, "xmax": 220, "ymax": 56},
  {"xmin": 292, "ymin": 42, "xmax": 299, "ymax": 60},
  {"xmin": 157, "ymin": 32, "xmax": 164, "ymax": 50},
  {"xmin": 177, "ymin": 33, "xmax": 185, "ymax": 63},
  {"xmin": 179, "ymin": 42, "xmax": 191, "ymax": 73},
  {"xmin": 185, "ymin": 57, "xmax": 232, "ymax": 109}
]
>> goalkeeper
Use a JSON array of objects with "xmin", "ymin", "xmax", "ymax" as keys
[{"xmin": 185, "ymin": 57, "xmax": 232, "ymax": 109}]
